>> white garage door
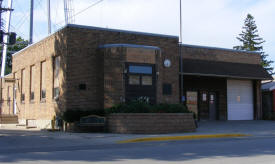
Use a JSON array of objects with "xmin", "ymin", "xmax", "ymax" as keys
[{"xmin": 227, "ymin": 80, "xmax": 254, "ymax": 120}]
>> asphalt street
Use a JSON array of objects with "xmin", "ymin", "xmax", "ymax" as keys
[
  {"xmin": 1, "ymin": 136, "xmax": 275, "ymax": 164},
  {"xmin": 1, "ymin": 121, "xmax": 275, "ymax": 163}
]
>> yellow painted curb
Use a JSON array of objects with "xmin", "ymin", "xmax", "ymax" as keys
[{"xmin": 118, "ymin": 134, "xmax": 251, "ymax": 144}]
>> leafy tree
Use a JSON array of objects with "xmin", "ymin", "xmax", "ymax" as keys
[
  {"xmin": 0, "ymin": 37, "xmax": 28, "ymax": 75},
  {"xmin": 234, "ymin": 13, "xmax": 274, "ymax": 75}
]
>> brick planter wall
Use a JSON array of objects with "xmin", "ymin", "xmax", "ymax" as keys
[{"xmin": 107, "ymin": 113, "xmax": 196, "ymax": 134}]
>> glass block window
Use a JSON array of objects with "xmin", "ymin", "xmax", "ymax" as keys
[
  {"xmin": 41, "ymin": 61, "xmax": 46, "ymax": 100},
  {"xmin": 21, "ymin": 69, "xmax": 26, "ymax": 102},
  {"xmin": 129, "ymin": 75, "xmax": 140, "ymax": 85},
  {"xmin": 53, "ymin": 56, "xmax": 60, "ymax": 99},
  {"xmin": 30, "ymin": 65, "xmax": 35, "ymax": 101},
  {"xmin": 142, "ymin": 76, "xmax": 152, "ymax": 85}
]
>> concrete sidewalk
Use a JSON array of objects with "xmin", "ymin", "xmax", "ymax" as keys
[
  {"xmin": 197, "ymin": 120, "xmax": 275, "ymax": 136},
  {"xmin": 0, "ymin": 120, "xmax": 275, "ymax": 151}
]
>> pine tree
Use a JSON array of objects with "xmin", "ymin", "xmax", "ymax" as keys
[{"xmin": 234, "ymin": 13, "xmax": 274, "ymax": 75}]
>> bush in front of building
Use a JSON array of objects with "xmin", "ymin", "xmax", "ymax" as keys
[
  {"xmin": 61, "ymin": 102, "xmax": 191, "ymax": 123},
  {"xmin": 105, "ymin": 101, "xmax": 190, "ymax": 114}
]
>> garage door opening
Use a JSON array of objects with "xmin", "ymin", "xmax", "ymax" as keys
[{"xmin": 227, "ymin": 80, "xmax": 254, "ymax": 120}]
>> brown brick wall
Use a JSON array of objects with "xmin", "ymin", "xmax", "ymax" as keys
[
  {"xmin": 0, "ymin": 25, "xmax": 180, "ymax": 127},
  {"xmin": 182, "ymin": 45, "xmax": 262, "ymax": 65},
  {"xmin": 5, "ymin": 29, "xmax": 68, "ymax": 126},
  {"xmin": 101, "ymin": 47, "xmax": 125, "ymax": 108},
  {"xmin": 107, "ymin": 113, "xmax": 196, "ymax": 134},
  {"xmin": 0, "ymin": 74, "xmax": 14, "ymax": 115},
  {"xmin": 254, "ymin": 80, "xmax": 262, "ymax": 120},
  {"xmin": 65, "ymin": 25, "xmax": 180, "ymax": 110},
  {"xmin": 0, "ymin": 24, "xmax": 264, "ymax": 127}
]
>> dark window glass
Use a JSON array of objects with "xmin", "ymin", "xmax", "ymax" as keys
[
  {"xmin": 21, "ymin": 94, "xmax": 25, "ymax": 102},
  {"xmin": 30, "ymin": 92, "xmax": 34, "ymax": 100},
  {"xmin": 54, "ymin": 88, "xmax": 60, "ymax": 99},
  {"xmin": 129, "ymin": 65, "xmax": 152, "ymax": 74},
  {"xmin": 163, "ymin": 83, "xmax": 172, "ymax": 95},
  {"xmin": 41, "ymin": 90, "xmax": 46, "ymax": 99}
]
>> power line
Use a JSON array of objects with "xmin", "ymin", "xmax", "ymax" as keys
[
  {"xmin": 56, "ymin": 0, "xmax": 104, "ymax": 27},
  {"xmin": 73, "ymin": 0, "xmax": 103, "ymax": 19}
]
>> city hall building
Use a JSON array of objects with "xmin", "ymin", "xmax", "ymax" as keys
[{"xmin": 0, "ymin": 24, "xmax": 271, "ymax": 128}]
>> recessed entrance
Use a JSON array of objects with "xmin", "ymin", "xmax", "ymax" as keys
[{"xmin": 125, "ymin": 63, "xmax": 156, "ymax": 104}]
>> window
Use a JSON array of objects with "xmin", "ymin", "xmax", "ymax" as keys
[
  {"xmin": 21, "ymin": 69, "xmax": 26, "ymax": 102},
  {"xmin": 129, "ymin": 66, "xmax": 152, "ymax": 74},
  {"xmin": 14, "ymin": 72, "xmax": 17, "ymax": 99},
  {"xmin": 30, "ymin": 65, "xmax": 35, "ymax": 101},
  {"xmin": 128, "ymin": 65, "xmax": 154, "ymax": 86},
  {"xmin": 142, "ymin": 76, "xmax": 152, "ymax": 85},
  {"xmin": 41, "ymin": 61, "xmax": 46, "ymax": 100},
  {"xmin": 7, "ymin": 86, "xmax": 11, "ymax": 105},
  {"xmin": 53, "ymin": 56, "xmax": 60, "ymax": 99},
  {"xmin": 129, "ymin": 75, "xmax": 140, "ymax": 85}
]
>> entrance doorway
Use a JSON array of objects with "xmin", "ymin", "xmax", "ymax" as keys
[
  {"xmin": 125, "ymin": 63, "xmax": 156, "ymax": 104},
  {"xmin": 209, "ymin": 92, "xmax": 217, "ymax": 120},
  {"xmin": 198, "ymin": 91, "xmax": 218, "ymax": 120}
]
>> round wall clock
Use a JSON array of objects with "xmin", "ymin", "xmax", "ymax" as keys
[{"xmin": 164, "ymin": 59, "xmax": 171, "ymax": 68}]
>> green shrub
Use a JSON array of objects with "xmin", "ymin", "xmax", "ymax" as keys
[
  {"xmin": 62, "ymin": 102, "xmax": 191, "ymax": 122},
  {"xmin": 61, "ymin": 109, "xmax": 105, "ymax": 123},
  {"xmin": 105, "ymin": 101, "xmax": 191, "ymax": 114}
]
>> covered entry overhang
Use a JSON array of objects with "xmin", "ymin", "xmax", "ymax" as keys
[{"xmin": 181, "ymin": 59, "xmax": 272, "ymax": 120}]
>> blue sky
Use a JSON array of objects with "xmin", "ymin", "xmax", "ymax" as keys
[{"xmin": 3, "ymin": 0, "xmax": 275, "ymax": 68}]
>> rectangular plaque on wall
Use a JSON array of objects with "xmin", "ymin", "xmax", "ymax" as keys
[{"xmin": 186, "ymin": 91, "xmax": 198, "ymax": 118}]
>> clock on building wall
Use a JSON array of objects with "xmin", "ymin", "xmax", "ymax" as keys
[{"xmin": 164, "ymin": 59, "xmax": 171, "ymax": 68}]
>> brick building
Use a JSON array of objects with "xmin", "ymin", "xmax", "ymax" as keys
[{"xmin": 0, "ymin": 24, "xmax": 271, "ymax": 128}]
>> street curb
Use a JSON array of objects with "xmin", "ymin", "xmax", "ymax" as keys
[{"xmin": 118, "ymin": 134, "xmax": 251, "ymax": 143}]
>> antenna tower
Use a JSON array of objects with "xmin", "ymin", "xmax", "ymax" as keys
[{"xmin": 64, "ymin": 0, "xmax": 74, "ymax": 25}]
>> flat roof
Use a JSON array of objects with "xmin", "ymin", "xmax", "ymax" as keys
[
  {"xmin": 99, "ymin": 44, "xmax": 161, "ymax": 50},
  {"xmin": 68, "ymin": 24, "xmax": 178, "ymax": 39},
  {"xmin": 12, "ymin": 24, "xmax": 178, "ymax": 57},
  {"xmin": 182, "ymin": 44, "xmax": 260, "ymax": 54}
]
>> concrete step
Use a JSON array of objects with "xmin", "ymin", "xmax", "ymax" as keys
[{"xmin": 0, "ymin": 124, "xmax": 26, "ymax": 129}]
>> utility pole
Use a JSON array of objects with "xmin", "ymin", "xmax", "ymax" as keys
[
  {"xmin": 1, "ymin": 0, "xmax": 13, "ymax": 77},
  {"xmin": 0, "ymin": 0, "xmax": 2, "ymax": 30},
  {"xmin": 29, "ymin": 0, "xmax": 33, "ymax": 44},
  {"xmin": 64, "ymin": 0, "xmax": 74, "ymax": 25},
  {"xmin": 63, "ymin": 0, "xmax": 68, "ymax": 25},
  {"xmin": 179, "ymin": 0, "xmax": 184, "ymax": 103},
  {"xmin": 47, "ymin": 0, "xmax": 51, "ymax": 34}
]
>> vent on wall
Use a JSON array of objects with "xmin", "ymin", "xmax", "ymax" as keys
[
  {"xmin": 79, "ymin": 84, "xmax": 87, "ymax": 90},
  {"xmin": 163, "ymin": 83, "xmax": 172, "ymax": 95}
]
